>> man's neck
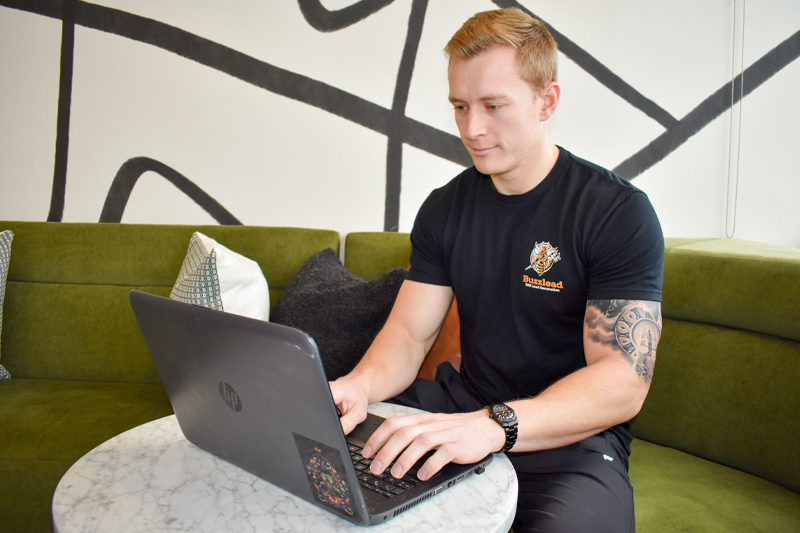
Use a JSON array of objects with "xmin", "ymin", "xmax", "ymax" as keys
[{"xmin": 491, "ymin": 142, "xmax": 560, "ymax": 196}]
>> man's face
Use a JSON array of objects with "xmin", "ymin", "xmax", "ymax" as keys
[{"xmin": 448, "ymin": 45, "xmax": 548, "ymax": 189}]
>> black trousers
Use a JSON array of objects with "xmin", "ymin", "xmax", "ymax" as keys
[{"xmin": 391, "ymin": 363, "xmax": 635, "ymax": 533}]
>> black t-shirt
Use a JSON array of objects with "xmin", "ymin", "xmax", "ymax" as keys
[{"xmin": 407, "ymin": 147, "xmax": 664, "ymax": 406}]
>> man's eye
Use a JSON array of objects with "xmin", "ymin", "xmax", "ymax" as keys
[
  {"xmin": 453, "ymin": 105, "xmax": 467, "ymax": 111},
  {"xmin": 487, "ymin": 105, "xmax": 500, "ymax": 110}
]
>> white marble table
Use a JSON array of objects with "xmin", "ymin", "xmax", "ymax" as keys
[{"xmin": 52, "ymin": 403, "xmax": 518, "ymax": 532}]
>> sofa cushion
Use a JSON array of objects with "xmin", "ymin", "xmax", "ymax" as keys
[
  {"xmin": 344, "ymin": 231, "xmax": 412, "ymax": 281},
  {"xmin": 171, "ymin": 232, "xmax": 270, "ymax": 321},
  {"xmin": 633, "ymin": 318, "xmax": 800, "ymax": 494},
  {"xmin": 1, "ymin": 283, "xmax": 171, "ymax": 382},
  {"xmin": 0, "ymin": 230, "xmax": 12, "ymax": 379},
  {"xmin": 271, "ymin": 248, "xmax": 406, "ymax": 381},
  {"xmin": 630, "ymin": 438, "xmax": 800, "ymax": 531},
  {"xmin": 663, "ymin": 238, "xmax": 800, "ymax": 342},
  {"xmin": 0, "ymin": 378, "xmax": 174, "ymax": 533}
]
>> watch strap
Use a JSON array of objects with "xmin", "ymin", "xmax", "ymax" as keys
[{"xmin": 485, "ymin": 403, "xmax": 518, "ymax": 452}]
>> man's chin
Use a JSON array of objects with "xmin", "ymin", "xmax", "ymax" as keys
[
  {"xmin": 470, "ymin": 158, "xmax": 490, "ymax": 174},
  {"xmin": 472, "ymin": 160, "xmax": 503, "ymax": 177}
]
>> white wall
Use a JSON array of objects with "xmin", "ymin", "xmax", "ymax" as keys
[{"xmin": 1, "ymin": 0, "xmax": 798, "ymax": 247}]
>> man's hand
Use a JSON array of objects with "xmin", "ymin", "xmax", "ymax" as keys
[
  {"xmin": 361, "ymin": 410, "xmax": 505, "ymax": 481},
  {"xmin": 329, "ymin": 379, "xmax": 370, "ymax": 435}
]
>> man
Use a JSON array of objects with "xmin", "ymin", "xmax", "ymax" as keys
[{"xmin": 331, "ymin": 7, "xmax": 663, "ymax": 532}]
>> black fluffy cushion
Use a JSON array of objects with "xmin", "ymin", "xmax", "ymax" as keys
[{"xmin": 271, "ymin": 248, "xmax": 406, "ymax": 380}]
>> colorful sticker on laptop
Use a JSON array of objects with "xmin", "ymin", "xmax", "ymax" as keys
[{"xmin": 293, "ymin": 433, "xmax": 355, "ymax": 518}]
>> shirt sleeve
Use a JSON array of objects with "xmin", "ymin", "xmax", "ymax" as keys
[
  {"xmin": 406, "ymin": 186, "xmax": 453, "ymax": 287},
  {"xmin": 585, "ymin": 190, "xmax": 664, "ymax": 302}
]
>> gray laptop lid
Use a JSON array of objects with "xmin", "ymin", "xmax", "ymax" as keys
[
  {"xmin": 130, "ymin": 290, "xmax": 372, "ymax": 525},
  {"xmin": 129, "ymin": 290, "xmax": 492, "ymax": 527}
]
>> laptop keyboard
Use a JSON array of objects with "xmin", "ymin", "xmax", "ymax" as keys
[{"xmin": 348, "ymin": 444, "xmax": 423, "ymax": 499}]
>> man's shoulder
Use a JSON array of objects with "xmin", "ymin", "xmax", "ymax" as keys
[
  {"xmin": 557, "ymin": 148, "xmax": 662, "ymax": 245},
  {"xmin": 560, "ymin": 148, "xmax": 643, "ymax": 195}
]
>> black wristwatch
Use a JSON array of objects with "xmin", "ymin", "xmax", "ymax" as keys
[{"xmin": 486, "ymin": 403, "xmax": 518, "ymax": 452}]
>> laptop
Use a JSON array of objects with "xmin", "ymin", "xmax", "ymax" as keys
[{"xmin": 129, "ymin": 290, "xmax": 492, "ymax": 526}]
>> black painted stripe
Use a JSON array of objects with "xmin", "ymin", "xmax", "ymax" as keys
[
  {"xmin": 0, "ymin": 0, "xmax": 60, "ymax": 18},
  {"xmin": 492, "ymin": 0, "xmax": 679, "ymax": 130},
  {"xmin": 4, "ymin": 0, "xmax": 797, "ymax": 217},
  {"xmin": 298, "ymin": 0, "xmax": 395, "ymax": 33},
  {"xmin": 99, "ymin": 157, "xmax": 242, "ymax": 225},
  {"xmin": 71, "ymin": 2, "xmax": 470, "ymax": 169},
  {"xmin": 47, "ymin": 0, "xmax": 76, "ymax": 222},
  {"xmin": 385, "ymin": 0, "xmax": 428, "ymax": 232},
  {"xmin": 614, "ymin": 28, "xmax": 800, "ymax": 179}
]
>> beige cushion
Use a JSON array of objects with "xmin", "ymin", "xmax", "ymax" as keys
[
  {"xmin": 171, "ymin": 232, "xmax": 270, "ymax": 321},
  {"xmin": 0, "ymin": 230, "xmax": 13, "ymax": 379}
]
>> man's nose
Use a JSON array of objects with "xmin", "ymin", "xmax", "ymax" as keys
[{"xmin": 462, "ymin": 109, "xmax": 486, "ymax": 139}]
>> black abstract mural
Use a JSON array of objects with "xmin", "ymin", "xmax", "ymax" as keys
[{"xmin": 3, "ymin": 0, "xmax": 800, "ymax": 231}]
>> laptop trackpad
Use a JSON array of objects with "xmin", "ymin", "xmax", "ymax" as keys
[{"xmin": 347, "ymin": 413, "xmax": 385, "ymax": 447}]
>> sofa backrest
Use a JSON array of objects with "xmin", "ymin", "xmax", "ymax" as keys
[
  {"xmin": 344, "ymin": 232, "xmax": 412, "ymax": 280},
  {"xmin": 0, "ymin": 221, "xmax": 339, "ymax": 384},
  {"xmin": 344, "ymin": 232, "xmax": 800, "ymax": 494},
  {"xmin": 632, "ymin": 238, "xmax": 800, "ymax": 494}
]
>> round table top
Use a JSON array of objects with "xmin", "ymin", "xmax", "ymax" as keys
[{"xmin": 52, "ymin": 403, "xmax": 518, "ymax": 532}]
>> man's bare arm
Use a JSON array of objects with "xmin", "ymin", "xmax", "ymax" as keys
[
  {"xmin": 330, "ymin": 280, "xmax": 454, "ymax": 434},
  {"xmin": 584, "ymin": 299, "xmax": 661, "ymax": 383},
  {"xmin": 361, "ymin": 299, "xmax": 662, "ymax": 482},
  {"xmin": 509, "ymin": 299, "xmax": 662, "ymax": 451}
]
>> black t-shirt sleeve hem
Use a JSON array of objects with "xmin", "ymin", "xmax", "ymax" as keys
[
  {"xmin": 405, "ymin": 270, "xmax": 452, "ymax": 287},
  {"xmin": 585, "ymin": 288, "xmax": 662, "ymax": 302}
]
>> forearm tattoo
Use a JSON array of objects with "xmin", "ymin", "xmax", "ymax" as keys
[{"xmin": 585, "ymin": 300, "xmax": 662, "ymax": 383}]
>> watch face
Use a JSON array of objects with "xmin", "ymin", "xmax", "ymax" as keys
[{"xmin": 493, "ymin": 404, "xmax": 514, "ymax": 422}]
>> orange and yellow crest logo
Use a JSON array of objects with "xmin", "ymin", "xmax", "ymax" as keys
[{"xmin": 526, "ymin": 242, "xmax": 561, "ymax": 276}]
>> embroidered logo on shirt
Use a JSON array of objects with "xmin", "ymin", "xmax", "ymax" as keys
[{"xmin": 523, "ymin": 242, "xmax": 564, "ymax": 292}]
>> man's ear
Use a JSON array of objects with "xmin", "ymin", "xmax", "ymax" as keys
[{"xmin": 538, "ymin": 81, "xmax": 560, "ymax": 121}]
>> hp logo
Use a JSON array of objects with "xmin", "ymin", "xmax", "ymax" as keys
[{"xmin": 218, "ymin": 382, "xmax": 242, "ymax": 412}]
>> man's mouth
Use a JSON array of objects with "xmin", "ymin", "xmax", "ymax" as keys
[{"xmin": 470, "ymin": 146, "xmax": 496, "ymax": 156}]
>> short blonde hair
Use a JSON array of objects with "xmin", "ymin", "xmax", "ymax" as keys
[{"xmin": 444, "ymin": 8, "xmax": 558, "ymax": 93}]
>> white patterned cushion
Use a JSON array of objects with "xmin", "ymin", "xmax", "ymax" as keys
[
  {"xmin": 170, "ymin": 232, "xmax": 270, "ymax": 321},
  {"xmin": 0, "ymin": 230, "xmax": 13, "ymax": 379}
]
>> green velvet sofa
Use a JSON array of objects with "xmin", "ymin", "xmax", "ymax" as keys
[{"xmin": 1, "ymin": 221, "xmax": 798, "ymax": 532}]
